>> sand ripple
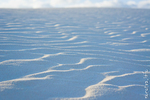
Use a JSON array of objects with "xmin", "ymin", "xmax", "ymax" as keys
[{"xmin": 0, "ymin": 8, "xmax": 150, "ymax": 100}]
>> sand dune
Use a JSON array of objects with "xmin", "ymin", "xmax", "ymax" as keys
[{"xmin": 0, "ymin": 8, "xmax": 150, "ymax": 100}]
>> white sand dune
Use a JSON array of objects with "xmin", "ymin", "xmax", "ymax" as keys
[
  {"xmin": 126, "ymin": 49, "xmax": 150, "ymax": 52},
  {"xmin": 141, "ymin": 33, "xmax": 150, "ymax": 37},
  {"xmin": 0, "ymin": 8, "xmax": 150, "ymax": 100},
  {"xmin": 67, "ymin": 36, "xmax": 78, "ymax": 41},
  {"xmin": 0, "ymin": 53, "xmax": 64, "ymax": 65},
  {"xmin": 132, "ymin": 31, "xmax": 137, "ymax": 34}
]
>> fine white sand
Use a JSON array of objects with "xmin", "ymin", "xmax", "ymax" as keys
[{"xmin": 0, "ymin": 8, "xmax": 150, "ymax": 100}]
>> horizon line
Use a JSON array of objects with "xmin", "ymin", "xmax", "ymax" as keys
[{"xmin": 0, "ymin": 7, "xmax": 150, "ymax": 10}]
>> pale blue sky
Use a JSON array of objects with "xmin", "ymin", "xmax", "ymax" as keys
[{"xmin": 0, "ymin": 0, "xmax": 150, "ymax": 8}]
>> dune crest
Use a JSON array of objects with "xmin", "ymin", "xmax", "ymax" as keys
[{"xmin": 0, "ymin": 8, "xmax": 150, "ymax": 100}]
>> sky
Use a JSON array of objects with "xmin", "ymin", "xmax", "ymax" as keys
[{"xmin": 0, "ymin": 0, "xmax": 150, "ymax": 9}]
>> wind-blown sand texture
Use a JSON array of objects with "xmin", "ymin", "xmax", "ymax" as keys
[{"xmin": 0, "ymin": 8, "xmax": 150, "ymax": 100}]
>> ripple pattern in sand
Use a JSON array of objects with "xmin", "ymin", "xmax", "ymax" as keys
[{"xmin": 0, "ymin": 8, "xmax": 150, "ymax": 100}]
